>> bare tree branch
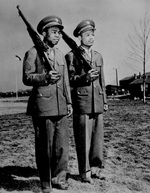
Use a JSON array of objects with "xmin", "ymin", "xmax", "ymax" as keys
[
  {"xmin": 126, "ymin": 13, "xmax": 150, "ymax": 103},
  {"xmin": 122, "ymin": 61, "xmax": 142, "ymax": 72},
  {"xmin": 127, "ymin": 13, "xmax": 150, "ymax": 68}
]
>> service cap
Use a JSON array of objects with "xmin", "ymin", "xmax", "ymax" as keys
[
  {"xmin": 73, "ymin": 20, "xmax": 96, "ymax": 37},
  {"xmin": 37, "ymin": 15, "xmax": 64, "ymax": 34}
]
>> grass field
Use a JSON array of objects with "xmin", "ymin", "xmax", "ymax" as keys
[{"xmin": 0, "ymin": 99, "xmax": 150, "ymax": 193}]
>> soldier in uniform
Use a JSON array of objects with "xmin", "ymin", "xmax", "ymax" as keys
[
  {"xmin": 65, "ymin": 20, "xmax": 108, "ymax": 184},
  {"xmin": 23, "ymin": 16, "xmax": 72, "ymax": 193}
]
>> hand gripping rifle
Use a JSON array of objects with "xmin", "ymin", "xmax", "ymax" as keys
[
  {"xmin": 16, "ymin": 5, "xmax": 56, "ymax": 73},
  {"xmin": 61, "ymin": 31, "xmax": 92, "ymax": 72}
]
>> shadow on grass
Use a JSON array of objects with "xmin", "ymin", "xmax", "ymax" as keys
[{"xmin": 0, "ymin": 166, "xmax": 40, "ymax": 193}]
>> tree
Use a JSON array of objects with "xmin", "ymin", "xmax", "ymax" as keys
[{"xmin": 126, "ymin": 13, "xmax": 150, "ymax": 103}]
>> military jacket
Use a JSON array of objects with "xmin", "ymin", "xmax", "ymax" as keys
[
  {"xmin": 65, "ymin": 47, "xmax": 107, "ymax": 114},
  {"xmin": 23, "ymin": 46, "xmax": 72, "ymax": 116}
]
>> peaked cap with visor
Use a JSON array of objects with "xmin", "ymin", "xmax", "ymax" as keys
[
  {"xmin": 73, "ymin": 19, "xmax": 96, "ymax": 37},
  {"xmin": 37, "ymin": 15, "xmax": 64, "ymax": 35}
]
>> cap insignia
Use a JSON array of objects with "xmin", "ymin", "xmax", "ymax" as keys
[
  {"xmin": 86, "ymin": 21, "xmax": 90, "ymax": 25},
  {"xmin": 55, "ymin": 18, "xmax": 59, "ymax": 23}
]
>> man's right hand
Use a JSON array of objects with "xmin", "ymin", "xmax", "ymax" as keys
[
  {"xmin": 86, "ymin": 69, "xmax": 99, "ymax": 82},
  {"xmin": 46, "ymin": 70, "xmax": 61, "ymax": 84}
]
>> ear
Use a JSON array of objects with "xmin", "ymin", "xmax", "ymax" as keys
[
  {"xmin": 78, "ymin": 36, "xmax": 81, "ymax": 41},
  {"xmin": 42, "ymin": 31, "xmax": 46, "ymax": 37}
]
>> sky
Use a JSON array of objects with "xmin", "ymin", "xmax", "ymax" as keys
[{"xmin": 0, "ymin": 0, "xmax": 150, "ymax": 92}]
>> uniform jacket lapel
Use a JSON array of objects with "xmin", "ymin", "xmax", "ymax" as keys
[
  {"xmin": 79, "ymin": 45, "xmax": 91, "ymax": 63},
  {"xmin": 55, "ymin": 48, "xmax": 65, "ymax": 74}
]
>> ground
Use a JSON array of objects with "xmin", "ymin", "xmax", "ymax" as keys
[{"xmin": 0, "ymin": 98, "xmax": 150, "ymax": 193}]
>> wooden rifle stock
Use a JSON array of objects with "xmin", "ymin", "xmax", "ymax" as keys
[
  {"xmin": 61, "ymin": 30, "xmax": 92, "ymax": 72},
  {"xmin": 16, "ymin": 5, "xmax": 55, "ymax": 72}
]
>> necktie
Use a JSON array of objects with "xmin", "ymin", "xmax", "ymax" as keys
[
  {"xmin": 87, "ymin": 50, "xmax": 92, "ymax": 58},
  {"xmin": 47, "ymin": 48, "xmax": 54, "ymax": 61}
]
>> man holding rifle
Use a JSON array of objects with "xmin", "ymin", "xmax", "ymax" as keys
[
  {"xmin": 65, "ymin": 19, "xmax": 108, "ymax": 184},
  {"xmin": 23, "ymin": 15, "xmax": 72, "ymax": 193}
]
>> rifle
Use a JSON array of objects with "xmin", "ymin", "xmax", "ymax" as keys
[
  {"xmin": 61, "ymin": 30, "xmax": 92, "ymax": 72},
  {"xmin": 16, "ymin": 5, "xmax": 55, "ymax": 73}
]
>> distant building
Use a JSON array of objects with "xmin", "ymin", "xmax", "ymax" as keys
[
  {"xmin": 106, "ymin": 85, "xmax": 124, "ymax": 96},
  {"xmin": 119, "ymin": 73, "xmax": 141, "ymax": 92},
  {"xmin": 129, "ymin": 72, "xmax": 150, "ymax": 98},
  {"xmin": 119, "ymin": 72, "xmax": 150, "ymax": 99}
]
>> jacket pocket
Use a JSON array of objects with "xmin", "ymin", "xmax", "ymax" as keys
[
  {"xmin": 95, "ymin": 61, "xmax": 102, "ymax": 67},
  {"xmin": 77, "ymin": 91, "xmax": 88, "ymax": 96},
  {"xmin": 36, "ymin": 87, "xmax": 52, "ymax": 98},
  {"xmin": 76, "ymin": 87, "xmax": 89, "ymax": 96},
  {"xmin": 58, "ymin": 62, "xmax": 65, "ymax": 66}
]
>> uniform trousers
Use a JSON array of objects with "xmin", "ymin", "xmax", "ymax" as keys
[
  {"xmin": 32, "ymin": 115, "xmax": 69, "ymax": 190},
  {"xmin": 73, "ymin": 113, "xmax": 104, "ymax": 178}
]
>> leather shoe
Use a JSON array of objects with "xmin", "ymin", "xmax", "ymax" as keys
[
  {"xmin": 52, "ymin": 181, "xmax": 68, "ymax": 190},
  {"xmin": 91, "ymin": 167, "xmax": 101, "ymax": 179},
  {"xmin": 81, "ymin": 177, "xmax": 94, "ymax": 184},
  {"xmin": 91, "ymin": 171, "xmax": 100, "ymax": 179},
  {"xmin": 91, "ymin": 171, "xmax": 106, "ymax": 180}
]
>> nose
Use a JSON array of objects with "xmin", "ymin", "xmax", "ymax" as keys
[
  {"xmin": 90, "ymin": 35, "xmax": 94, "ymax": 39},
  {"xmin": 55, "ymin": 32, "xmax": 60, "ymax": 37},
  {"xmin": 90, "ymin": 36, "xmax": 94, "ymax": 42}
]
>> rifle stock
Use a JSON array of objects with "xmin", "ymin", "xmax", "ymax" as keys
[
  {"xmin": 16, "ymin": 5, "xmax": 55, "ymax": 72},
  {"xmin": 61, "ymin": 30, "xmax": 92, "ymax": 72}
]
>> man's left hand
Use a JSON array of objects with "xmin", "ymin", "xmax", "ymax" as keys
[
  {"xmin": 104, "ymin": 104, "xmax": 108, "ymax": 111},
  {"xmin": 67, "ymin": 104, "xmax": 73, "ymax": 117}
]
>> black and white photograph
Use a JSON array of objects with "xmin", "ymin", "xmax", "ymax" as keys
[{"xmin": 0, "ymin": 0, "xmax": 150, "ymax": 192}]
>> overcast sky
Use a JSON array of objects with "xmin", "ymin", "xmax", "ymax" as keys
[{"xmin": 0, "ymin": 0, "xmax": 150, "ymax": 92}]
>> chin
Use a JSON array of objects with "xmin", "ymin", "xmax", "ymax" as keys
[
  {"xmin": 53, "ymin": 40, "xmax": 59, "ymax": 45},
  {"xmin": 87, "ymin": 43, "xmax": 93, "ymax": 47},
  {"xmin": 89, "ymin": 43, "xmax": 94, "ymax": 46}
]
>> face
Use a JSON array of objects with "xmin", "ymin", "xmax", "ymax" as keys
[
  {"xmin": 79, "ymin": 29, "xmax": 95, "ymax": 48},
  {"xmin": 43, "ymin": 26, "xmax": 61, "ymax": 46}
]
